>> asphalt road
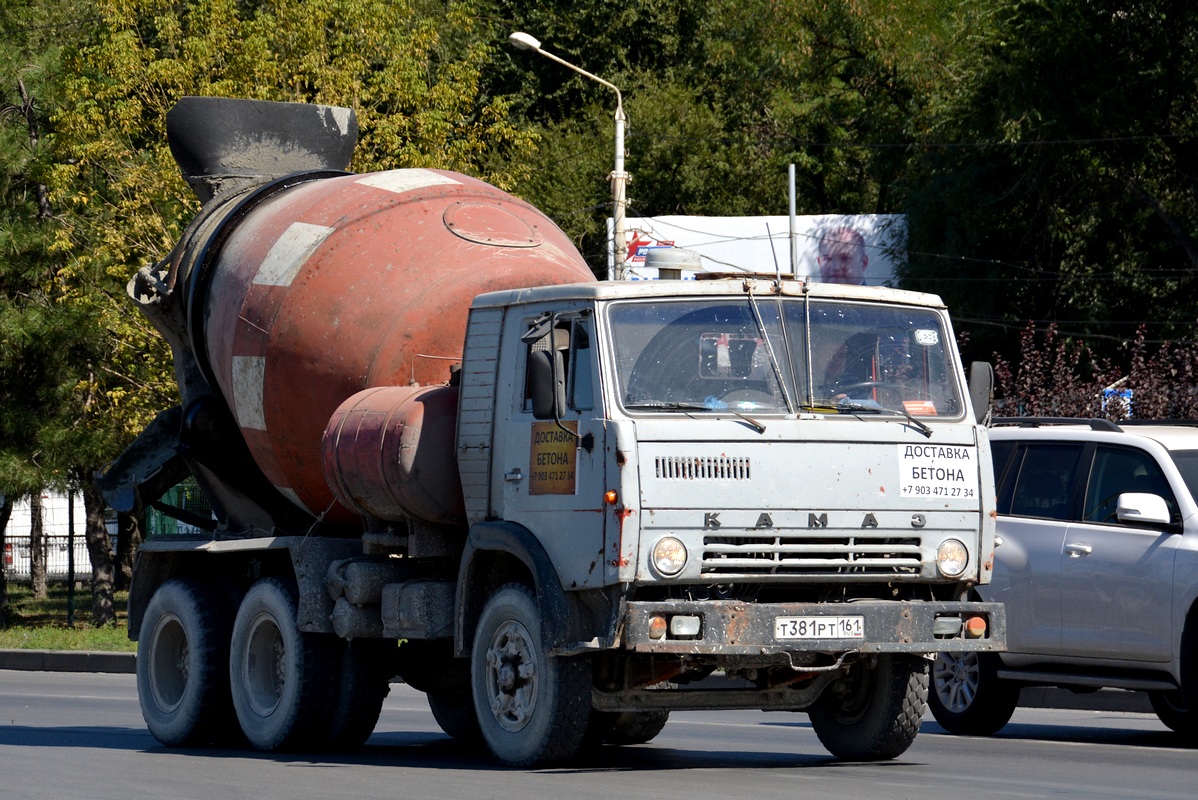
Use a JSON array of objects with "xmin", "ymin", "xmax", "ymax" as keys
[{"xmin": 0, "ymin": 670, "xmax": 1192, "ymax": 800}]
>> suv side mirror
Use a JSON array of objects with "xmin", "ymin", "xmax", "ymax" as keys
[
  {"xmin": 1116, "ymin": 493, "xmax": 1172, "ymax": 526},
  {"xmin": 968, "ymin": 361, "xmax": 994, "ymax": 424}
]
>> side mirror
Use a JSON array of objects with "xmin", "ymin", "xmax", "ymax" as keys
[
  {"xmin": 1116, "ymin": 493, "xmax": 1172, "ymax": 526},
  {"xmin": 969, "ymin": 361, "xmax": 994, "ymax": 424},
  {"xmin": 529, "ymin": 349, "xmax": 566, "ymax": 420}
]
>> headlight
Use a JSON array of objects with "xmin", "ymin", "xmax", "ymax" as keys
[
  {"xmin": 652, "ymin": 537, "xmax": 687, "ymax": 576},
  {"xmin": 936, "ymin": 539, "xmax": 969, "ymax": 578}
]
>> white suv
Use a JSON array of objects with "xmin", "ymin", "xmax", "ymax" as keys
[{"xmin": 929, "ymin": 418, "xmax": 1198, "ymax": 735}]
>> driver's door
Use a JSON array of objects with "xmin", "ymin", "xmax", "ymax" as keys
[{"xmin": 490, "ymin": 308, "xmax": 608, "ymax": 588}]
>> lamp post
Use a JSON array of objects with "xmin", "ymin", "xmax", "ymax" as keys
[{"xmin": 508, "ymin": 31, "xmax": 628, "ymax": 280}]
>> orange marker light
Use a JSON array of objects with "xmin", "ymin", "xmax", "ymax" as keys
[
  {"xmin": 648, "ymin": 616, "xmax": 667, "ymax": 640},
  {"xmin": 604, "ymin": 490, "xmax": 619, "ymax": 505},
  {"xmin": 964, "ymin": 616, "xmax": 987, "ymax": 638}
]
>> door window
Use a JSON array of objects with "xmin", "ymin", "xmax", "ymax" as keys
[
  {"xmin": 1006, "ymin": 444, "xmax": 1084, "ymax": 520},
  {"xmin": 1082, "ymin": 446, "xmax": 1176, "ymax": 524}
]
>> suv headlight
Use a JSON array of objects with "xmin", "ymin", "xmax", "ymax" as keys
[
  {"xmin": 652, "ymin": 537, "xmax": 687, "ymax": 576},
  {"xmin": 936, "ymin": 539, "xmax": 969, "ymax": 578}
]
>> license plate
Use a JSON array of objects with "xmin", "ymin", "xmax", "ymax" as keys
[{"xmin": 774, "ymin": 615, "xmax": 864, "ymax": 640}]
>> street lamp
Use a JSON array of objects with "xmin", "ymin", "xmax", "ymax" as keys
[{"xmin": 508, "ymin": 31, "xmax": 628, "ymax": 280}]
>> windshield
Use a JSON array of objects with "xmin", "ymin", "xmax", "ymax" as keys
[{"xmin": 609, "ymin": 297, "xmax": 964, "ymax": 418}]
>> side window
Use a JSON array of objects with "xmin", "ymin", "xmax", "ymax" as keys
[
  {"xmin": 569, "ymin": 320, "xmax": 594, "ymax": 411},
  {"xmin": 991, "ymin": 440, "xmax": 1019, "ymax": 513},
  {"xmin": 1082, "ymin": 446, "xmax": 1177, "ymax": 523},
  {"xmin": 1007, "ymin": 443, "xmax": 1083, "ymax": 520},
  {"xmin": 523, "ymin": 316, "xmax": 593, "ymax": 417}
]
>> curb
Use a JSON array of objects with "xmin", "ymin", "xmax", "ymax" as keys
[{"xmin": 0, "ymin": 649, "xmax": 136, "ymax": 674}]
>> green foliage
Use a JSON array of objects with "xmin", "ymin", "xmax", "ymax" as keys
[
  {"xmin": 43, "ymin": 0, "xmax": 542, "ymax": 450},
  {"xmin": 495, "ymin": 0, "xmax": 949, "ymax": 270},
  {"xmin": 898, "ymin": 0, "xmax": 1198, "ymax": 365}
]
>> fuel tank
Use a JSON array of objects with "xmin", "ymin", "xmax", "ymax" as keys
[{"xmin": 161, "ymin": 101, "xmax": 595, "ymax": 527}]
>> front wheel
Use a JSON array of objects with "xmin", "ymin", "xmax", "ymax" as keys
[
  {"xmin": 1149, "ymin": 690, "xmax": 1198, "ymax": 736},
  {"xmin": 807, "ymin": 654, "xmax": 928, "ymax": 761},
  {"xmin": 470, "ymin": 583, "xmax": 591, "ymax": 766},
  {"xmin": 928, "ymin": 651, "xmax": 1020, "ymax": 735}
]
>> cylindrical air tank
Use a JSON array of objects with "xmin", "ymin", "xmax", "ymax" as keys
[{"xmin": 186, "ymin": 167, "xmax": 595, "ymax": 525}]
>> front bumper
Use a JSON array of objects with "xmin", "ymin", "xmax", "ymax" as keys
[{"xmin": 622, "ymin": 599, "xmax": 1006, "ymax": 655}]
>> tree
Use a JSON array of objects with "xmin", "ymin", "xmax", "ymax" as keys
[
  {"xmin": 898, "ymin": 0, "xmax": 1198, "ymax": 366},
  {"xmin": 0, "ymin": 0, "xmax": 107, "ymax": 620},
  {"xmin": 490, "ymin": 0, "xmax": 953, "ymax": 272}
]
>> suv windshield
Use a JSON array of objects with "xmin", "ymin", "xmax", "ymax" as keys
[{"xmin": 609, "ymin": 297, "xmax": 964, "ymax": 417}]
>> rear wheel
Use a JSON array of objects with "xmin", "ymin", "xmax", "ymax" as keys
[
  {"xmin": 470, "ymin": 583, "xmax": 591, "ymax": 766},
  {"xmin": 427, "ymin": 685, "xmax": 482, "ymax": 741},
  {"xmin": 326, "ymin": 639, "xmax": 392, "ymax": 749},
  {"xmin": 229, "ymin": 578, "xmax": 337, "ymax": 751},
  {"xmin": 807, "ymin": 654, "xmax": 927, "ymax": 761},
  {"xmin": 928, "ymin": 651, "xmax": 1020, "ymax": 735},
  {"xmin": 585, "ymin": 710, "xmax": 670, "ymax": 746},
  {"xmin": 137, "ymin": 579, "xmax": 235, "ymax": 747}
]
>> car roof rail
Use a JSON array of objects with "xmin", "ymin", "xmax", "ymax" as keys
[{"xmin": 990, "ymin": 417, "xmax": 1123, "ymax": 432}]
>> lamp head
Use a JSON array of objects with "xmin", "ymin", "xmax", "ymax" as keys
[{"xmin": 508, "ymin": 32, "xmax": 541, "ymax": 51}]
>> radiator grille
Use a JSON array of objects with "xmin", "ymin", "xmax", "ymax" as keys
[
  {"xmin": 702, "ymin": 530, "xmax": 921, "ymax": 576},
  {"xmin": 655, "ymin": 455, "xmax": 751, "ymax": 481}
]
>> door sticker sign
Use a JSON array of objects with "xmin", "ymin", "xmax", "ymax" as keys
[
  {"xmin": 530, "ymin": 420, "xmax": 578, "ymax": 495},
  {"xmin": 898, "ymin": 444, "xmax": 976, "ymax": 499}
]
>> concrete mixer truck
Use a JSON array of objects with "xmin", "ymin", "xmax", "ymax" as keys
[{"xmin": 102, "ymin": 96, "xmax": 1005, "ymax": 767}]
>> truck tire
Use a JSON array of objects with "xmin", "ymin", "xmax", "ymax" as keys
[
  {"xmin": 807, "ymin": 654, "xmax": 927, "ymax": 761},
  {"xmin": 427, "ymin": 687, "xmax": 482, "ymax": 741},
  {"xmin": 229, "ymin": 578, "xmax": 337, "ymax": 751},
  {"xmin": 470, "ymin": 583, "xmax": 591, "ymax": 766},
  {"xmin": 137, "ymin": 579, "xmax": 235, "ymax": 746},
  {"xmin": 326, "ymin": 639, "xmax": 392, "ymax": 749},
  {"xmin": 585, "ymin": 710, "xmax": 670, "ymax": 746},
  {"xmin": 928, "ymin": 651, "xmax": 1020, "ymax": 735}
]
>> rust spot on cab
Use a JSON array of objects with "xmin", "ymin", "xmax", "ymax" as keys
[{"xmin": 616, "ymin": 450, "xmax": 627, "ymax": 467}]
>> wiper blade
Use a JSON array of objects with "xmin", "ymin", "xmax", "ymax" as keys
[
  {"xmin": 836, "ymin": 399, "xmax": 933, "ymax": 438},
  {"xmin": 624, "ymin": 401, "xmax": 767, "ymax": 434},
  {"xmin": 623, "ymin": 402, "xmax": 712, "ymax": 412}
]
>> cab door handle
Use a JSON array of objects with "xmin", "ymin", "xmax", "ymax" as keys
[
  {"xmin": 504, "ymin": 468, "xmax": 524, "ymax": 482},
  {"xmin": 1064, "ymin": 542, "xmax": 1092, "ymax": 558}
]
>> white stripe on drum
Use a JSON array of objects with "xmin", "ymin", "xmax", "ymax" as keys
[
  {"xmin": 253, "ymin": 222, "xmax": 334, "ymax": 287},
  {"xmin": 231, "ymin": 355, "xmax": 267, "ymax": 431},
  {"xmin": 356, "ymin": 169, "xmax": 460, "ymax": 195},
  {"xmin": 277, "ymin": 486, "xmax": 313, "ymax": 516}
]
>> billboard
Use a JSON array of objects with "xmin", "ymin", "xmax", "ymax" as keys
[{"xmin": 609, "ymin": 214, "xmax": 905, "ymax": 285}]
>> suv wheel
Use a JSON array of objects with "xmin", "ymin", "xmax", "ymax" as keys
[
  {"xmin": 1149, "ymin": 690, "xmax": 1198, "ymax": 736},
  {"xmin": 928, "ymin": 651, "xmax": 1020, "ymax": 735}
]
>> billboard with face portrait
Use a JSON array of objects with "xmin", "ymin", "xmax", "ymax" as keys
[{"xmin": 608, "ymin": 214, "xmax": 905, "ymax": 285}]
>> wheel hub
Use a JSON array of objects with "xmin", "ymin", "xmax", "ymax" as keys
[{"xmin": 484, "ymin": 620, "xmax": 539, "ymax": 732}]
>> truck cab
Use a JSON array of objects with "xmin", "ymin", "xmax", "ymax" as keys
[{"xmin": 452, "ymin": 276, "xmax": 1004, "ymax": 761}]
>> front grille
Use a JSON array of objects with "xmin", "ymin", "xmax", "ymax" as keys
[
  {"xmin": 656, "ymin": 455, "xmax": 751, "ymax": 481},
  {"xmin": 702, "ymin": 530, "xmax": 921, "ymax": 576}
]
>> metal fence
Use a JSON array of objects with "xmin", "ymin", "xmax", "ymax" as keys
[
  {"xmin": 3, "ymin": 535, "xmax": 93, "ymax": 582},
  {"xmin": 3, "ymin": 481, "xmax": 215, "ymax": 582}
]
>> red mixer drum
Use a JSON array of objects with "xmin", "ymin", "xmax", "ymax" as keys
[{"xmin": 191, "ymin": 168, "xmax": 595, "ymax": 523}]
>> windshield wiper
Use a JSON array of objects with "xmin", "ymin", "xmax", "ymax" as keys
[
  {"xmin": 836, "ymin": 398, "xmax": 933, "ymax": 438},
  {"xmin": 625, "ymin": 402, "xmax": 767, "ymax": 434}
]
